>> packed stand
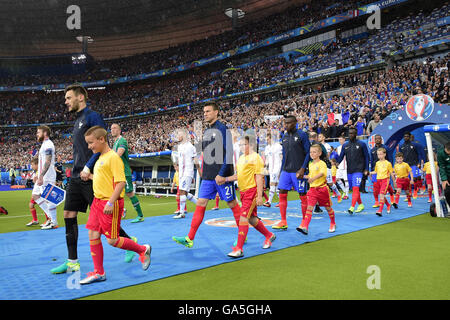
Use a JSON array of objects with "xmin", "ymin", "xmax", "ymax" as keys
[
  {"xmin": 1, "ymin": 54, "xmax": 448, "ymax": 173},
  {"xmin": 0, "ymin": 0, "xmax": 379, "ymax": 87}
]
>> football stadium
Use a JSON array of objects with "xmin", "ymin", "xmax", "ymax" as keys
[{"xmin": 1, "ymin": 0, "xmax": 450, "ymax": 306}]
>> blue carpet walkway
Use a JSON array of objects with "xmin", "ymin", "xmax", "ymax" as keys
[{"xmin": 0, "ymin": 193, "xmax": 430, "ymax": 300}]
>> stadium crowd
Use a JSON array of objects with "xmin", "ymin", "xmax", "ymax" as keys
[
  {"xmin": 0, "ymin": 0, "xmax": 378, "ymax": 87},
  {"xmin": 0, "ymin": 0, "xmax": 448, "ymax": 176},
  {"xmin": 1, "ymin": 0, "xmax": 448, "ymax": 127},
  {"xmin": 1, "ymin": 53, "xmax": 448, "ymax": 173}
]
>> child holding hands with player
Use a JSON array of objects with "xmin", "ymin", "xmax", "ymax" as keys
[
  {"xmin": 297, "ymin": 144, "xmax": 336, "ymax": 235},
  {"xmin": 369, "ymin": 148, "xmax": 393, "ymax": 216},
  {"xmin": 80, "ymin": 126, "xmax": 151, "ymax": 285}
]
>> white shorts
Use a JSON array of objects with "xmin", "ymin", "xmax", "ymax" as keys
[
  {"xmin": 269, "ymin": 171, "xmax": 280, "ymax": 184},
  {"xmin": 336, "ymin": 169, "xmax": 347, "ymax": 181},
  {"xmin": 179, "ymin": 176, "xmax": 193, "ymax": 192},
  {"xmin": 32, "ymin": 180, "xmax": 55, "ymax": 196}
]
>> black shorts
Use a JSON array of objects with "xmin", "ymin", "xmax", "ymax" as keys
[{"xmin": 63, "ymin": 177, "xmax": 94, "ymax": 213}]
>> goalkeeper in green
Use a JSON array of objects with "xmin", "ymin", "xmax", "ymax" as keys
[{"xmin": 111, "ymin": 123, "xmax": 144, "ymax": 223}]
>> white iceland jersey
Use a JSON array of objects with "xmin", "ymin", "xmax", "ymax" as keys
[
  {"xmin": 264, "ymin": 142, "xmax": 283, "ymax": 174},
  {"xmin": 39, "ymin": 138, "xmax": 56, "ymax": 182},
  {"xmin": 178, "ymin": 141, "xmax": 197, "ymax": 178}
]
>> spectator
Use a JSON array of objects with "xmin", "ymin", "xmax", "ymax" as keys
[
  {"xmin": 366, "ymin": 113, "xmax": 381, "ymax": 135},
  {"xmin": 9, "ymin": 166, "xmax": 15, "ymax": 185}
]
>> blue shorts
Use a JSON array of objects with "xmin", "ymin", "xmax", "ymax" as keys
[
  {"xmin": 411, "ymin": 166, "xmax": 422, "ymax": 179},
  {"xmin": 347, "ymin": 172, "xmax": 364, "ymax": 189},
  {"xmin": 198, "ymin": 179, "xmax": 236, "ymax": 202},
  {"xmin": 278, "ymin": 171, "xmax": 308, "ymax": 193}
]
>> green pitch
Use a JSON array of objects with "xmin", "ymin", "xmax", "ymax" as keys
[{"xmin": 1, "ymin": 190, "xmax": 450, "ymax": 300}]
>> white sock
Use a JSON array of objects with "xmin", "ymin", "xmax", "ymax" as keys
[
  {"xmin": 36, "ymin": 197, "xmax": 50, "ymax": 218},
  {"xmin": 47, "ymin": 203, "xmax": 58, "ymax": 225},
  {"xmin": 36, "ymin": 197, "xmax": 58, "ymax": 225},
  {"xmin": 186, "ymin": 193, "xmax": 197, "ymax": 205},
  {"xmin": 338, "ymin": 180, "xmax": 348, "ymax": 194},
  {"xmin": 180, "ymin": 195, "xmax": 187, "ymax": 214},
  {"xmin": 331, "ymin": 184, "xmax": 339, "ymax": 194},
  {"xmin": 268, "ymin": 185, "xmax": 276, "ymax": 203}
]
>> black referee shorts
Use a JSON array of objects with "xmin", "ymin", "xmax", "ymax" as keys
[{"xmin": 63, "ymin": 177, "xmax": 94, "ymax": 213}]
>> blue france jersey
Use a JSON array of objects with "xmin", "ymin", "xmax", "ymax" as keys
[{"xmin": 71, "ymin": 108, "xmax": 107, "ymax": 178}]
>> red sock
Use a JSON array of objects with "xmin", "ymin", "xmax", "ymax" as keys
[
  {"xmin": 373, "ymin": 182, "xmax": 380, "ymax": 203},
  {"xmin": 395, "ymin": 193, "xmax": 400, "ymax": 204},
  {"xmin": 379, "ymin": 197, "xmax": 390, "ymax": 212},
  {"xmin": 407, "ymin": 193, "xmax": 412, "ymax": 203},
  {"xmin": 90, "ymin": 238, "xmax": 104, "ymax": 275},
  {"xmin": 215, "ymin": 195, "xmax": 220, "ymax": 207},
  {"xmin": 352, "ymin": 187, "xmax": 360, "ymax": 207},
  {"xmin": 231, "ymin": 204, "xmax": 242, "ymax": 227},
  {"xmin": 30, "ymin": 207, "xmax": 38, "ymax": 221},
  {"xmin": 379, "ymin": 198, "xmax": 385, "ymax": 212},
  {"xmin": 428, "ymin": 189, "xmax": 433, "ymax": 200},
  {"xmin": 357, "ymin": 188, "xmax": 362, "ymax": 204},
  {"xmin": 176, "ymin": 187, "xmax": 180, "ymax": 211},
  {"xmin": 263, "ymin": 192, "xmax": 268, "ymax": 201},
  {"xmin": 279, "ymin": 193, "xmax": 288, "ymax": 223},
  {"xmin": 301, "ymin": 210, "xmax": 312, "ymax": 229},
  {"xmin": 188, "ymin": 205, "xmax": 206, "ymax": 240},
  {"xmin": 328, "ymin": 209, "xmax": 336, "ymax": 225},
  {"xmin": 413, "ymin": 181, "xmax": 419, "ymax": 194},
  {"xmin": 300, "ymin": 195, "xmax": 308, "ymax": 219},
  {"xmin": 254, "ymin": 219, "xmax": 272, "ymax": 238},
  {"xmin": 113, "ymin": 236, "xmax": 146, "ymax": 255},
  {"xmin": 236, "ymin": 221, "xmax": 249, "ymax": 250},
  {"xmin": 373, "ymin": 192, "xmax": 379, "ymax": 203}
]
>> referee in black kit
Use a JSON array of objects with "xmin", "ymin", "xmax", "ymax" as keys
[{"xmin": 50, "ymin": 84, "xmax": 135, "ymax": 274}]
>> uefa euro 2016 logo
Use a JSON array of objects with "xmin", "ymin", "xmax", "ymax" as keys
[{"xmin": 406, "ymin": 94, "xmax": 435, "ymax": 122}]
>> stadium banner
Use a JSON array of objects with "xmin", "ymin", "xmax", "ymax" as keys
[
  {"xmin": 436, "ymin": 16, "xmax": 450, "ymax": 27},
  {"xmin": 210, "ymin": 49, "xmax": 314, "ymax": 77},
  {"xmin": 389, "ymin": 37, "xmax": 450, "ymax": 56},
  {"xmin": 308, "ymin": 66, "xmax": 336, "ymax": 78},
  {"xmin": 129, "ymin": 151, "xmax": 172, "ymax": 158},
  {"xmin": 337, "ymin": 59, "xmax": 384, "ymax": 73},
  {"xmin": 357, "ymin": 0, "xmax": 409, "ymax": 15},
  {"xmin": 292, "ymin": 54, "xmax": 314, "ymax": 65},
  {"xmin": 264, "ymin": 115, "xmax": 284, "ymax": 122},
  {"xmin": 61, "ymin": 151, "xmax": 173, "ymax": 167}
]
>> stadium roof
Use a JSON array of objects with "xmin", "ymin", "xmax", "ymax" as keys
[{"xmin": 1, "ymin": 0, "xmax": 308, "ymax": 60}]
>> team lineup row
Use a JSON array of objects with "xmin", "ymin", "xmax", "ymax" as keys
[{"xmin": 28, "ymin": 84, "xmax": 438, "ymax": 285}]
